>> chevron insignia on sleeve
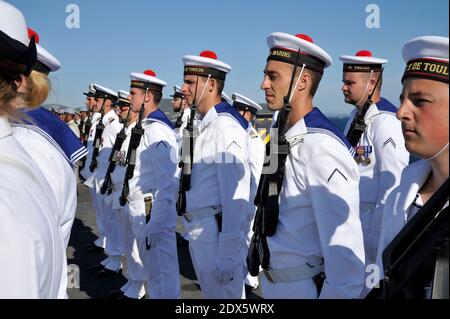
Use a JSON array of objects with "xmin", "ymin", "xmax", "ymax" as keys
[
  {"xmin": 383, "ymin": 137, "xmax": 396, "ymax": 149},
  {"xmin": 327, "ymin": 168, "xmax": 348, "ymax": 182},
  {"xmin": 156, "ymin": 141, "xmax": 167, "ymax": 148},
  {"xmin": 226, "ymin": 141, "xmax": 241, "ymax": 150}
]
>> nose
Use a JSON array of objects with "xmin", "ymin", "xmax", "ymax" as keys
[
  {"xmin": 397, "ymin": 99, "xmax": 410, "ymax": 121},
  {"xmin": 260, "ymin": 76, "xmax": 269, "ymax": 91},
  {"xmin": 181, "ymin": 83, "xmax": 189, "ymax": 94}
]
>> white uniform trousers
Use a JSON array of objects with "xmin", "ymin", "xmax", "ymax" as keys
[
  {"xmin": 100, "ymin": 192, "xmax": 123, "ymax": 272},
  {"xmin": 89, "ymin": 183, "xmax": 105, "ymax": 248},
  {"xmin": 119, "ymin": 205, "xmax": 146, "ymax": 299},
  {"xmin": 128, "ymin": 196, "xmax": 180, "ymax": 299},
  {"xmin": 184, "ymin": 216, "xmax": 246, "ymax": 299}
]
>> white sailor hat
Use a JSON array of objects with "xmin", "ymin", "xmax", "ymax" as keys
[
  {"xmin": 114, "ymin": 90, "xmax": 131, "ymax": 106},
  {"xmin": 27, "ymin": 28, "xmax": 61, "ymax": 74},
  {"xmin": 183, "ymin": 50, "xmax": 231, "ymax": 81},
  {"xmin": 232, "ymin": 93, "xmax": 262, "ymax": 115},
  {"xmin": 130, "ymin": 69, "xmax": 167, "ymax": 91},
  {"xmin": 266, "ymin": 32, "xmax": 332, "ymax": 74},
  {"xmin": 64, "ymin": 107, "xmax": 76, "ymax": 114},
  {"xmin": 0, "ymin": 0, "xmax": 37, "ymax": 75},
  {"xmin": 221, "ymin": 92, "xmax": 232, "ymax": 104},
  {"xmin": 93, "ymin": 84, "xmax": 118, "ymax": 101},
  {"xmin": 170, "ymin": 85, "xmax": 184, "ymax": 98},
  {"xmin": 339, "ymin": 50, "xmax": 387, "ymax": 73},
  {"xmin": 83, "ymin": 83, "xmax": 97, "ymax": 97},
  {"xmin": 55, "ymin": 107, "xmax": 64, "ymax": 114},
  {"xmin": 79, "ymin": 105, "xmax": 89, "ymax": 112},
  {"xmin": 401, "ymin": 36, "xmax": 449, "ymax": 84}
]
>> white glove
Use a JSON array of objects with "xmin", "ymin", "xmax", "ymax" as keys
[
  {"xmin": 145, "ymin": 221, "xmax": 163, "ymax": 250},
  {"xmin": 214, "ymin": 233, "xmax": 243, "ymax": 284},
  {"xmin": 214, "ymin": 257, "xmax": 236, "ymax": 284}
]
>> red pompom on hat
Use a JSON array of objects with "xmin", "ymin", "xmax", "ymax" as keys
[
  {"xmin": 183, "ymin": 49, "xmax": 231, "ymax": 80},
  {"xmin": 295, "ymin": 34, "xmax": 314, "ymax": 43},
  {"xmin": 199, "ymin": 50, "xmax": 218, "ymax": 59},
  {"xmin": 356, "ymin": 50, "xmax": 372, "ymax": 57},
  {"xmin": 27, "ymin": 28, "xmax": 40, "ymax": 43},
  {"xmin": 26, "ymin": 27, "xmax": 61, "ymax": 73},
  {"xmin": 130, "ymin": 68, "xmax": 167, "ymax": 90},
  {"xmin": 340, "ymin": 50, "xmax": 387, "ymax": 72},
  {"xmin": 144, "ymin": 69, "xmax": 156, "ymax": 77}
]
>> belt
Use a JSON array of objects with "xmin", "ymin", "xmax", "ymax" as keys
[
  {"xmin": 183, "ymin": 205, "xmax": 222, "ymax": 222},
  {"xmin": 360, "ymin": 202, "xmax": 376, "ymax": 213},
  {"xmin": 263, "ymin": 256, "xmax": 324, "ymax": 283}
]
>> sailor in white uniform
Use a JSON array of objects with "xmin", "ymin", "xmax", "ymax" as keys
[
  {"xmin": 375, "ymin": 36, "xmax": 449, "ymax": 297},
  {"xmin": 64, "ymin": 107, "xmax": 81, "ymax": 138},
  {"xmin": 104, "ymin": 91, "xmax": 147, "ymax": 299},
  {"xmin": 258, "ymin": 32, "xmax": 365, "ymax": 299},
  {"xmin": 231, "ymin": 93, "xmax": 265, "ymax": 290},
  {"xmin": 81, "ymin": 83, "xmax": 108, "ymax": 253},
  {"xmin": 12, "ymin": 28, "xmax": 87, "ymax": 247},
  {"xmin": 89, "ymin": 84, "xmax": 124, "ymax": 276},
  {"xmin": 340, "ymin": 51, "xmax": 410, "ymax": 266},
  {"xmin": 124, "ymin": 69, "xmax": 180, "ymax": 299},
  {"xmin": 0, "ymin": 1, "xmax": 64, "ymax": 298},
  {"xmin": 179, "ymin": 50, "xmax": 251, "ymax": 299},
  {"xmin": 10, "ymin": 28, "xmax": 88, "ymax": 298},
  {"xmin": 171, "ymin": 85, "xmax": 190, "ymax": 134}
]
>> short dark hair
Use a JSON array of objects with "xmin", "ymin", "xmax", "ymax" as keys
[
  {"xmin": 303, "ymin": 68, "xmax": 323, "ymax": 97},
  {"xmin": 374, "ymin": 72, "xmax": 383, "ymax": 91},
  {"xmin": 150, "ymin": 89, "xmax": 162, "ymax": 104},
  {"xmin": 201, "ymin": 76, "xmax": 224, "ymax": 96}
]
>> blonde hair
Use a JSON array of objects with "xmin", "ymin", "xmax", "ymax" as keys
[{"xmin": 25, "ymin": 70, "xmax": 50, "ymax": 108}]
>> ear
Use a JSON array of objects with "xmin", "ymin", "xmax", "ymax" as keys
[
  {"xmin": 298, "ymin": 72, "xmax": 311, "ymax": 91},
  {"xmin": 368, "ymin": 75, "xmax": 378, "ymax": 94},
  {"xmin": 145, "ymin": 90, "xmax": 153, "ymax": 103},
  {"xmin": 14, "ymin": 74, "xmax": 27, "ymax": 92},
  {"xmin": 208, "ymin": 78, "xmax": 216, "ymax": 92}
]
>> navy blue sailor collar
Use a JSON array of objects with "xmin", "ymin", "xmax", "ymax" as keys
[
  {"xmin": 214, "ymin": 101, "xmax": 249, "ymax": 130},
  {"xmin": 286, "ymin": 107, "xmax": 354, "ymax": 154},
  {"xmin": 363, "ymin": 97, "xmax": 398, "ymax": 121},
  {"xmin": 144, "ymin": 108, "xmax": 175, "ymax": 129},
  {"xmin": 24, "ymin": 107, "xmax": 88, "ymax": 165}
]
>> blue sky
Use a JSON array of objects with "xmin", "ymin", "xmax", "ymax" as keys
[{"xmin": 11, "ymin": 0, "xmax": 449, "ymax": 116}]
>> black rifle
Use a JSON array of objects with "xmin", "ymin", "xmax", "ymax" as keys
[
  {"xmin": 100, "ymin": 106, "xmax": 132, "ymax": 195},
  {"xmin": 89, "ymin": 99, "xmax": 107, "ymax": 172},
  {"xmin": 247, "ymin": 49, "xmax": 303, "ymax": 276},
  {"xmin": 174, "ymin": 96, "xmax": 186, "ymax": 129},
  {"xmin": 367, "ymin": 179, "xmax": 449, "ymax": 299},
  {"xmin": 119, "ymin": 89, "xmax": 147, "ymax": 206},
  {"xmin": 176, "ymin": 78, "xmax": 199, "ymax": 216},
  {"xmin": 84, "ymin": 116, "xmax": 92, "ymax": 142},
  {"xmin": 346, "ymin": 67, "xmax": 385, "ymax": 147}
]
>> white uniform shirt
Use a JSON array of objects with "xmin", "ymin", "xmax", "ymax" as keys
[
  {"xmin": 0, "ymin": 117, "xmax": 64, "ymax": 299},
  {"xmin": 67, "ymin": 120, "xmax": 80, "ymax": 138},
  {"xmin": 248, "ymin": 123, "xmax": 265, "ymax": 212},
  {"xmin": 266, "ymin": 107, "xmax": 365, "ymax": 299},
  {"xmin": 127, "ymin": 109, "xmax": 179, "ymax": 238},
  {"xmin": 95, "ymin": 109, "xmax": 122, "ymax": 181},
  {"xmin": 12, "ymin": 126, "xmax": 77, "ymax": 248},
  {"xmin": 175, "ymin": 107, "xmax": 191, "ymax": 137},
  {"xmin": 375, "ymin": 160, "xmax": 434, "ymax": 276},
  {"xmin": 81, "ymin": 112, "xmax": 101, "ymax": 183},
  {"xmin": 185, "ymin": 102, "xmax": 251, "ymax": 236},
  {"xmin": 344, "ymin": 98, "xmax": 410, "ymax": 263},
  {"xmin": 107, "ymin": 120, "xmax": 137, "ymax": 210}
]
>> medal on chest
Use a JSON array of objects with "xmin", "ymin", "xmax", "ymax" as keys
[{"xmin": 354, "ymin": 145, "xmax": 373, "ymax": 165}]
